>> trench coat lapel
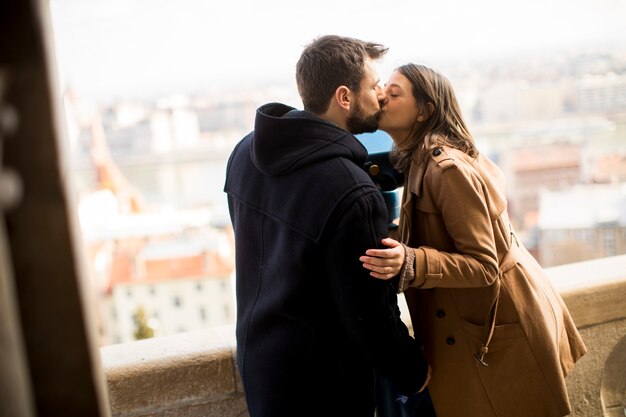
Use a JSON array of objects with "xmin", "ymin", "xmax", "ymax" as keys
[{"xmin": 399, "ymin": 149, "xmax": 429, "ymax": 243}]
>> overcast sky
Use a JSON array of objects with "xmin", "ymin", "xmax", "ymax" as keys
[{"xmin": 49, "ymin": 0, "xmax": 626, "ymax": 102}]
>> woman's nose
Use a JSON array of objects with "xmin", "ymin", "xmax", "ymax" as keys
[{"xmin": 376, "ymin": 85, "xmax": 387, "ymax": 104}]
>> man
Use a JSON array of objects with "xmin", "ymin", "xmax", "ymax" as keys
[{"xmin": 224, "ymin": 35, "xmax": 429, "ymax": 417}]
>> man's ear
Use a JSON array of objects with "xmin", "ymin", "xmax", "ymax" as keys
[{"xmin": 334, "ymin": 86, "xmax": 352, "ymax": 111}]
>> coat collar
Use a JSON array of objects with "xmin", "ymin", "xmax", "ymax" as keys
[
  {"xmin": 398, "ymin": 146, "xmax": 432, "ymax": 244},
  {"xmin": 406, "ymin": 145, "xmax": 436, "ymax": 198}
]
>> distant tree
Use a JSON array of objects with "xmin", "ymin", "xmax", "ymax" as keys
[{"xmin": 133, "ymin": 306, "xmax": 154, "ymax": 340}]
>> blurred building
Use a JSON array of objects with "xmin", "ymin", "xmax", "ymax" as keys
[
  {"xmin": 537, "ymin": 183, "xmax": 626, "ymax": 266},
  {"xmin": 80, "ymin": 190, "xmax": 235, "ymax": 345},
  {"xmin": 500, "ymin": 141, "xmax": 583, "ymax": 231},
  {"xmin": 577, "ymin": 73, "xmax": 626, "ymax": 114},
  {"xmin": 64, "ymin": 89, "xmax": 237, "ymax": 345},
  {"xmin": 475, "ymin": 79, "xmax": 575, "ymax": 124}
]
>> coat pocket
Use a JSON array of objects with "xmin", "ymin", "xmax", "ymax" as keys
[
  {"xmin": 461, "ymin": 319, "xmax": 524, "ymax": 354},
  {"xmin": 461, "ymin": 319, "xmax": 560, "ymax": 417}
]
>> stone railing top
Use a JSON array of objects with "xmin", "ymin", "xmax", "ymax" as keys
[
  {"xmin": 100, "ymin": 325, "xmax": 242, "ymax": 417},
  {"xmin": 101, "ymin": 324, "xmax": 235, "ymax": 370},
  {"xmin": 545, "ymin": 254, "xmax": 626, "ymax": 294},
  {"xmin": 545, "ymin": 254, "xmax": 626, "ymax": 328}
]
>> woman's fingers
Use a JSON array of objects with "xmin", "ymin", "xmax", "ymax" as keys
[
  {"xmin": 381, "ymin": 237, "xmax": 401, "ymax": 248},
  {"xmin": 360, "ymin": 239, "xmax": 405, "ymax": 279},
  {"xmin": 365, "ymin": 238, "xmax": 404, "ymax": 257},
  {"xmin": 359, "ymin": 255, "xmax": 401, "ymax": 267},
  {"xmin": 368, "ymin": 271, "xmax": 395, "ymax": 280},
  {"xmin": 364, "ymin": 265, "xmax": 396, "ymax": 280},
  {"xmin": 361, "ymin": 256, "xmax": 400, "ymax": 280},
  {"xmin": 361, "ymin": 260, "xmax": 393, "ymax": 272},
  {"xmin": 364, "ymin": 248, "xmax": 396, "ymax": 258},
  {"xmin": 359, "ymin": 255, "xmax": 383, "ymax": 265}
]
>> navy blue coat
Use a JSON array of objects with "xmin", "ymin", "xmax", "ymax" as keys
[{"xmin": 224, "ymin": 103, "xmax": 428, "ymax": 417}]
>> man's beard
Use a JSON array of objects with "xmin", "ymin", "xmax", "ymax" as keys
[{"xmin": 346, "ymin": 101, "xmax": 381, "ymax": 134}]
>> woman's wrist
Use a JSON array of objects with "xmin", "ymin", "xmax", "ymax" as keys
[{"xmin": 397, "ymin": 244, "xmax": 416, "ymax": 292}]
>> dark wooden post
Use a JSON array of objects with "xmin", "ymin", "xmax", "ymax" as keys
[{"xmin": 0, "ymin": 0, "xmax": 111, "ymax": 416}]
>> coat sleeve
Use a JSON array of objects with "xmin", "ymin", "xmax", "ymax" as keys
[
  {"xmin": 322, "ymin": 186, "xmax": 429, "ymax": 395},
  {"xmin": 401, "ymin": 161, "xmax": 499, "ymax": 290}
]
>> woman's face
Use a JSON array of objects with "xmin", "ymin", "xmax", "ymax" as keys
[{"xmin": 379, "ymin": 70, "xmax": 420, "ymax": 147}]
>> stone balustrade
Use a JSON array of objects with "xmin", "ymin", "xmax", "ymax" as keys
[{"xmin": 101, "ymin": 255, "xmax": 626, "ymax": 417}]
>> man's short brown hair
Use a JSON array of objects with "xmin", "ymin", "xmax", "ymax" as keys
[{"xmin": 296, "ymin": 35, "xmax": 388, "ymax": 115}]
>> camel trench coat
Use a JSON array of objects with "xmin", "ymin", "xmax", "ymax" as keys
[{"xmin": 397, "ymin": 145, "xmax": 586, "ymax": 417}]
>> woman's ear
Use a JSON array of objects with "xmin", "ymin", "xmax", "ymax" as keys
[{"xmin": 417, "ymin": 102, "xmax": 435, "ymax": 122}]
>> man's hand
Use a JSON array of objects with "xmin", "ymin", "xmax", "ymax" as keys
[{"xmin": 418, "ymin": 364, "xmax": 432, "ymax": 393}]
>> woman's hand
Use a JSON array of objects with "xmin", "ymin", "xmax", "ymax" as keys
[{"xmin": 359, "ymin": 238, "xmax": 405, "ymax": 280}]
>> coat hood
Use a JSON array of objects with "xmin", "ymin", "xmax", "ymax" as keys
[{"xmin": 251, "ymin": 102, "xmax": 368, "ymax": 176}]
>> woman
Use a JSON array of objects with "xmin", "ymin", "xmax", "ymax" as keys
[{"xmin": 360, "ymin": 64, "xmax": 587, "ymax": 417}]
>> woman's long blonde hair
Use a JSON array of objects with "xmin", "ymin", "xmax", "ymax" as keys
[{"xmin": 391, "ymin": 64, "xmax": 478, "ymax": 173}]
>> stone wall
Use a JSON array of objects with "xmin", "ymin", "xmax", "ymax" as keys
[
  {"xmin": 101, "ymin": 326, "xmax": 248, "ymax": 417},
  {"xmin": 549, "ymin": 255, "xmax": 626, "ymax": 417}
]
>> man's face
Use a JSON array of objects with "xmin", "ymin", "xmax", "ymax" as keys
[{"xmin": 346, "ymin": 58, "xmax": 384, "ymax": 134}]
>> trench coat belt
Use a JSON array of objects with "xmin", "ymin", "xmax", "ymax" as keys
[{"xmin": 474, "ymin": 240, "xmax": 522, "ymax": 366}]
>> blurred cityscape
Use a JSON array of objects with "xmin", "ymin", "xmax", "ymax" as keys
[{"xmin": 61, "ymin": 46, "xmax": 626, "ymax": 346}]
